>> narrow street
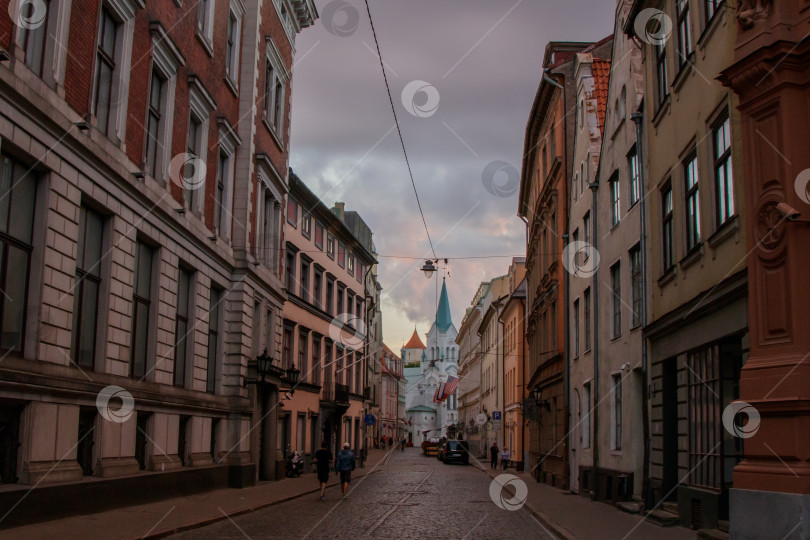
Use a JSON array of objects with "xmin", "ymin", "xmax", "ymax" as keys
[{"xmin": 167, "ymin": 448, "xmax": 552, "ymax": 540}]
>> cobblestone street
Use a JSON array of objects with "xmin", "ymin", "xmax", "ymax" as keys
[{"xmin": 168, "ymin": 448, "xmax": 552, "ymax": 540}]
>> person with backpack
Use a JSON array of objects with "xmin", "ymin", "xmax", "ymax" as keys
[{"xmin": 334, "ymin": 442, "xmax": 356, "ymax": 499}]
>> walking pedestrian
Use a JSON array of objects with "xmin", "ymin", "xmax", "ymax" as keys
[
  {"xmin": 335, "ymin": 442, "xmax": 356, "ymax": 499},
  {"xmin": 400, "ymin": 437, "xmax": 405, "ymax": 452},
  {"xmin": 490, "ymin": 442, "xmax": 499, "ymax": 470},
  {"xmin": 314, "ymin": 441, "xmax": 332, "ymax": 501},
  {"xmin": 501, "ymin": 447, "xmax": 510, "ymax": 471}
]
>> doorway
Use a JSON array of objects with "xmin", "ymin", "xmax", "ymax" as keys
[{"xmin": 662, "ymin": 357, "xmax": 678, "ymax": 499}]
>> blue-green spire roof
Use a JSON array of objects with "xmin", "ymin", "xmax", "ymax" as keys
[{"xmin": 436, "ymin": 279, "xmax": 453, "ymax": 333}]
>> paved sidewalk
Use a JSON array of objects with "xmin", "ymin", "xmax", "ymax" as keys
[
  {"xmin": 474, "ymin": 463, "xmax": 695, "ymax": 540},
  {"xmin": 0, "ymin": 449, "xmax": 393, "ymax": 540}
]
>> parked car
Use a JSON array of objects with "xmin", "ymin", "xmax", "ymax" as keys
[{"xmin": 438, "ymin": 440, "xmax": 469, "ymax": 465}]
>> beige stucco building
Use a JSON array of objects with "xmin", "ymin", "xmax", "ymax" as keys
[
  {"xmin": 281, "ymin": 174, "xmax": 375, "ymax": 465},
  {"xmin": 625, "ymin": 0, "xmax": 748, "ymax": 529},
  {"xmin": 456, "ymin": 282, "xmax": 486, "ymax": 457},
  {"xmin": 477, "ymin": 275, "xmax": 509, "ymax": 452},
  {"xmin": 588, "ymin": 0, "xmax": 647, "ymax": 506},
  {"xmin": 500, "ymin": 260, "xmax": 526, "ymax": 469}
]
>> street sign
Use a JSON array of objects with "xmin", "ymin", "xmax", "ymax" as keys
[
  {"xmin": 475, "ymin": 413, "xmax": 487, "ymax": 426},
  {"xmin": 492, "ymin": 411, "xmax": 502, "ymax": 420},
  {"xmin": 492, "ymin": 420, "xmax": 502, "ymax": 431},
  {"xmin": 364, "ymin": 414, "xmax": 376, "ymax": 425}
]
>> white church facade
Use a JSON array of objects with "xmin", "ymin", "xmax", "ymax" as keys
[{"xmin": 403, "ymin": 280, "xmax": 460, "ymax": 443}]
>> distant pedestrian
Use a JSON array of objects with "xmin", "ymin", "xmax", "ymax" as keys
[
  {"xmin": 501, "ymin": 447, "xmax": 510, "ymax": 471},
  {"xmin": 335, "ymin": 442, "xmax": 356, "ymax": 499},
  {"xmin": 381, "ymin": 435, "xmax": 386, "ymax": 449},
  {"xmin": 400, "ymin": 437, "xmax": 406, "ymax": 452},
  {"xmin": 314, "ymin": 442, "xmax": 333, "ymax": 501},
  {"xmin": 490, "ymin": 443, "xmax": 499, "ymax": 470},
  {"xmin": 389, "ymin": 437, "xmax": 393, "ymax": 449}
]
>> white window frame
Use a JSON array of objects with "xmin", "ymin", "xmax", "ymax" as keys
[
  {"xmin": 146, "ymin": 22, "xmax": 185, "ymax": 185},
  {"xmin": 196, "ymin": 0, "xmax": 215, "ymax": 55},
  {"xmin": 186, "ymin": 75, "xmax": 215, "ymax": 214},
  {"xmin": 225, "ymin": 0, "xmax": 246, "ymax": 90},
  {"xmin": 14, "ymin": 0, "xmax": 74, "ymax": 90},
  {"xmin": 264, "ymin": 37, "xmax": 290, "ymax": 143},
  {"xmin": 256, "ymin": 154, "xmax": 284, "ymax": 270},
  {"xmin": 216, "ymin": 118, "xmax": 241, "ymax": 241}
]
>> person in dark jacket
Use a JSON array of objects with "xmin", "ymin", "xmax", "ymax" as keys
[
  {"xmin": 334, "ymin": 442, "xmax": 356, "ymax": 498},
  {"xmin": 314, "ymin": 441, "xmax": 332, "ymax": 501},
  {"xmin": 490, "ymin": 443, "xmax": 499, "ymax": 470}
]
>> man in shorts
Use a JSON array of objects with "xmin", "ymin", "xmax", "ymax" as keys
[
  {"xmin": 314, "ymin": 441, "xmax": 332, "ymax": 501},
  {"xmin": 334, "ymin": 442, "xmax": 356, "ymax": 499}
]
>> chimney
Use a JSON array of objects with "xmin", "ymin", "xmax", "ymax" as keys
[{"xmin": 334, "ymin": 202, "xmax": 345, "ymax": 220}]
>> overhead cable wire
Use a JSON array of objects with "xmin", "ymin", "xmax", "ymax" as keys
[{"xmin": 363, "ymin": 0, "xmax": 437, "ymax": 260}]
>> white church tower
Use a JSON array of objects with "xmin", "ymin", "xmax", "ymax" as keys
[{"xmin": 405, "ymin": 279, "xmax": 459, "ymax": 441}]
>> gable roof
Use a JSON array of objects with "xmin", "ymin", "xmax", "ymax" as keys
[{"xmin": 592, "ymin": 58, "xmax": 612, "ymax": 133}]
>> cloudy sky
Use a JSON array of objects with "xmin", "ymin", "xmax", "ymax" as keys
[{"xmin": 289, "ymin": 0, "xmax": 616, "ymax": 349}]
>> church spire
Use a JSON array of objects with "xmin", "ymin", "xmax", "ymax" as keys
[{"xmin": 435, "ymin": 278, "xmax": 453, "ymax": 333}]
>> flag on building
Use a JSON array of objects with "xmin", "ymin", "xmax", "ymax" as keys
[{"xmin": 439, "ymin": 375, "xmax": 460, "ymax": 400}]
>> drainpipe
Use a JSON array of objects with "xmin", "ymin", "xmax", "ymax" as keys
[
  {"xmin": 589, "ymin": 179, "xmax": 599, "ymax": 498},
  {"xmin": 543, "ymin": 68, "xmax": 564, "ymax": 90},
  {"xmin": 631, "ymin": 110, "xmax": 651, "ymax": 506}
]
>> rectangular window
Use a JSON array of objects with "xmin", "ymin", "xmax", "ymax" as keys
[
  {"xmin": 93, "ymin": 7, "xmax": 118, "ymax": 136},
  {"xmin": 184, "ymin": 116, "xmax": 202, "ymax": 210},
  {"xmin": 655, "ymin": 41, "xmax": 668, "ymax": 107},
  {"xmin": 337, "ymin": 242, "xmax": 346, "ymax": 268},
  {"xmin": 225, "ymin": 10, "xmax": 241, "ymax": 83},
  {"xmin": 630, "ymin": 246, "xmax": 642, "ymax": 328},
  {"xmin": 611, "ymin": 263, "xmax": 622, "ymax": 339},
  {"xmin": 685, "ymin": 152, "xmax": 701, "ymax": 251},
  {"xmin": 611, "ymin": 374, "xmax": 623, "ymax": 451},
  {"xmin": 72, "ymin": 206, "xmax": 104, "ymax": 368},
  {"xmin": 298, "ymin": 330, "xmax": 308, "ymax": 381},
  {"xmin": 197, "ymin": 0, "xmax": 213, "ymax": 39},
  {"xmin": 206, "ymin": 286, "xmax": 222, "ymax": 393},
  {"xmin": 313, "ymin": 269, "xmax": 323, "ymax": 310},
  {"xmin": 174, "ymin": 268, "xmax": 192, "ymax": 386},
  {"xmin": 677, "ymin": 0, "xmax": 692, "ymax": 65},
  {"xmin": 714, "ymin": 114, "xmax": 734, "ymax": 225},
  {"xmin": 583, "ymin": 212, "xmax": 591, "ymax": 246},
  {"xmin": 662, "ymin": 184, "xmax": 674, "ymax": 271},
  {"xmin": 297, "ymin": 413, "xmax": 306, "ymax": 452},
  {"xmin": 584, "ymin": 287, "xmax": 591, "ymax": 352},
  {"xmin": 609, "ymin": 173, "xmax": 620, "ymax": 227},
  {"xmin": 356, "ymin": 263, "xmax": 363, "ymax": 283},
  {"xmin": 355, "ymin": 297, "xmax": 363, "ymax": 324},
  {"xmin": 131, "ymin": 242, "xmax": 155, "ymax": 377},
  {"xmin": 20, "ymin": 0, "xmax": 51, "ymax": 76},
  {"xmin": 326, "ymin": 278, "xmax": 335, "ymax": 315},
  {"xmin": 705, "ymin": 0, "xmax": 723, "ymax": 24},
  {"xmin": 299, "ymin": 259, "xmax": 309, "ymax": 301},
  {"xmin": 311, "ymin": 336, "xmax": 321, "ymax": 385},
  {"xmin": 286, "ymin": 248, "xmax": 296, "ymax": 293},
  {"xmin": 628, "ymin": 147, "xmax": 640, "ymax": 207},
  {"xmin": 263, "ymin": 55, "xmax": 286, "ymax": 135},
  {"xmin": 326, "ymin": 233, "xmax": 335, "ymax": 259},
  {"xmin": 145, "ymin": 69, "xmax": 166, "ymax": 179},
  {"xmin": 282, "ymin": 325, "xmax": 293, "ymax": 370},
  {"xmin": 573, "ymin": 299, "xmax": 580, "ymax": 358},
  {"xmin": 582, "ymin": 383, "xmax": 591, "ymax": 448},
  {"xmin": 214, "ymin": 152, "xmax": 229, "ymax": 235},
  {"xmin": 287, "ymin": 198, "xmax": 297, "ymax": 226},
  {"xmin": 347, "ymin": 253, "xmax": 355, "ymax": 277},
  {"xmin": 302, "ymin": 213, "xmax": 311, "ymax": 239},
  {"xmin": 314, "ymin": 222, "xmax": 324, "ymax": 249},
  {"xmin": 687, "ymin": 342, "xmax": 743, "ymax": 489},
  {"xmin": 337, "ymin": 286, "xmax": 344, "ymax": 315}
]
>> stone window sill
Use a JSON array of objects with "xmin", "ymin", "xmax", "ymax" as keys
[
  {"xmin": 658, "ymin": 266, "xmax": 677, "ymax": 288},
  {"xmin": 195, "ymin": 29, "xmax": 214, "ymax": 58},
  {"xmin": 679, "ymin": 242, "xmax": 704, "ymax": 270},
  {"xmin": 653, "ymin": 95, "xmax": 671, "ymax": 129},
  {"xmin": 707, "ymin": 215, "xmax": 740, "ymax": 249}
]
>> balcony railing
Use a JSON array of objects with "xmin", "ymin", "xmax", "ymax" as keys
[
  {"xmin": 322, "ymin": 382, "xmax": 350, "ymax": 405},
  {"xmin": 335, "ymin": 383, "xmax": 350, "ymax": 404}
]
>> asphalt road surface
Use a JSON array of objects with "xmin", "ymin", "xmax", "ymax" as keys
[{"xmin": 167, "ymin": 447, "xmax": 555, "ymax": 539}]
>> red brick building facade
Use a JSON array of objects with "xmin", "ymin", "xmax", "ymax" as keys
[{"xmin": 0, "ymin": 0, "xmax": 316, "ymax": 527}]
